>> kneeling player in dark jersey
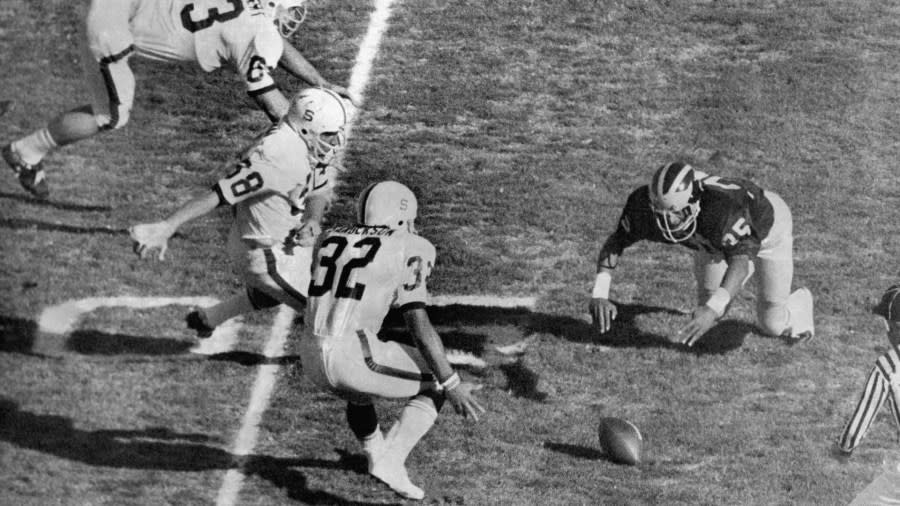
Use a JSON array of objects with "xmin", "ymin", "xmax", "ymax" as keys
[{"xmin": 589, "ymin": 161, "xmax": 814, "ymax": 347}]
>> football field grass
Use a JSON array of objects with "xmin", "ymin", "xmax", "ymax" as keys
[{"xmin": 3, "ymin": 0, "xmax": 900, "ymax": 504}]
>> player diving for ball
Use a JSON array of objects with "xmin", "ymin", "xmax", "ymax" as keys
[
  {"xmin": 4, "ymin": 0, "xmax": 351, "ymax": 199},
  {"xmin": 129, "ymin": 86, "xmax": 347, "ymax": 335},
  {"xmin": 299, "ymin": 181, "xmax": 485, "ymax": 501},
  {"xmin": 589, "ymin": 161, "xmax": 815, "ymax": 347}
]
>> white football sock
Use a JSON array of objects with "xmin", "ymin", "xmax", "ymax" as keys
[
  {"xmin": 383, "ymin": 396, "xmax": 438, "ymax": 465},
  {"xmin": 359, "ymin": 426, "xmax": 385, "ymax": 473},
  {"xmin": 204, "ymin": 291, "xmax": 256, "ymax": 328},
  {"xmin": 14, "ymin": 128, "xmax": 57, "ymax": 165}
]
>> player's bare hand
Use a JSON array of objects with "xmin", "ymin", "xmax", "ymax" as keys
[
  {"xmin": 129, "ymin": 222, "xmax": 174, "ymax": 261},
  {"xmin": 287, "ymin": 220, "xmax": 321, "ymax": 249},
  {"xmin": 676, "ymin": 305, "xmax": 719, "ymax": 346},
  {"xmin": 590, "ymin": 297, "xmax": 617, "ymax": 334},
  {"xmin": 327, "ymin": 84, "xmax": 358, "ymax": 108},
  {"xmin": 446, "ymin": 382, "xmax": 486, "ymax": 422}
]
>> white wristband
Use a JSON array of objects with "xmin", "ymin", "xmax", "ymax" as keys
[
  {"xmin": 592, "ymin": 272, "xmax": 612, "ymax": 299},
  {"xmin": 436, "ymin": 372, "xmax": 461, "ymax": 392},
  {"xmin": 705, "ymin": 287, "xmax": 731, "ymax": 317}
]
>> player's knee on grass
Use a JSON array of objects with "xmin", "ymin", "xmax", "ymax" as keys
[{"xmin": 757, "ymin": 301, "xmax": 790, "ymax": 336}]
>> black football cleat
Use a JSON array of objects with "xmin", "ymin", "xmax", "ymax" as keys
[
  {"xmin": 186, "ymin": 310, "xmax": 215, "ymax": 338},
  {"xmin": 2, "ymin": 143, "xmax": 49, "ymax": 199}
]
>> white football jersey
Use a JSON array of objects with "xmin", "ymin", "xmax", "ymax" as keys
[
  {"xmin": 214, "ymin": 122, "xmax": 335, "ymax": 245},
  {"xmin": 306, "ymin": 227, "xmax": 437, "ymax": 339},
  {"xmin": 130, "ymin": 0, "xmax": 283, "ymax": 93}
]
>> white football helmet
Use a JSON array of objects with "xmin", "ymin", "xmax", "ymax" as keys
[
  {"xmin": 286, "ymin": 87, "xmax": 348, "ymax": 166},
  {"xmin": 358, "ymin": 181, "xmax": 418, "ymax": 232},
  {"xmin": 648, "ymin": 161, "xmax": 701, "ymax": 242},
  {"xmin": 262, "ymin": 0, "xmax": 307, "ymax": 38}
]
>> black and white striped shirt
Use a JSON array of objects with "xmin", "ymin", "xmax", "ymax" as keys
[{"xmin": 839, "ymin": 345, "xmax": 900, "ymax": 452}]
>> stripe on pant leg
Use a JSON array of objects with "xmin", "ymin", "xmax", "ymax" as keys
[
  {"xmin": 356, "ymin": 330, "xmax": 433, "ymax": 382},
  {"xmin": 263, "ymin": 248, "xmax": 308, "ymax": 308},
  {"xmin": 97, "ymin": 45, "xmax": 134, "ymax": 131}
]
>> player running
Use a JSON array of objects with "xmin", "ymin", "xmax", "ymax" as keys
[
  {"xmin": 299, "ymin": 181, "xmax": 485, "ymax": 501},
  {"xmin": 589, "ymin": 161, "xmax": 814, "ymax": 347},
  {"xmin": 4, "ymin": 0, "xmax": 350, "ymax": 199},
  {"xmin": 128, "ymin": 87, "xmax": 347, "ymax": 335}
]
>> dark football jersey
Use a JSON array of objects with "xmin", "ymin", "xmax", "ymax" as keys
[{"xmin": 609, "ymin": 176, "xmax": 775, "ymax": 258}]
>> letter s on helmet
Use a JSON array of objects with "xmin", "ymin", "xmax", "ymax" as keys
[
  {"xmin": 357, "ymin": 181, "xmax": 418, "ymax": 232},
  {"xmin": 649, "ymin": 161, "xmax": 701, "ymax": 242},
  {"xmin": 262, "ymin": 0, "xmax": 307, "ymax": 38},
  {"xmin": 287, "ymin": 87, "xmax": 348, "ymax": 166}
]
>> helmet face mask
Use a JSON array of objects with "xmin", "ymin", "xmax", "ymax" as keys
[
  {"xmin": 287, "ymin": 87, "xmax": 348, "ymax": 166},
  {"xmin": 263, "ymin": 0, "xmax": 307, "ymax": 38},
  {"xmin": 649, "ymin": 162, "xmax": 700, "ymax": 243},
  {"xmin": 357, "ymin": 181, "xmax": 418, "ymax": 233}
]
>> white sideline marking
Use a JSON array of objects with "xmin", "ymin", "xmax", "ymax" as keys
[
  {"xmin": 38, "ymin": 296, "xmax": 219, "ymax": 334},
  {"xmin": 216, "ymin": 0, "xmax": 397, "ymax": 504},
  {"xmin": 430, "ymin": 295, "xmax": 536, "ymax": 309},
  {"xmin": 215, "ymin": 306, "xmax": 294, "ymax": 506},
  {"xmin": 36, "ymin": 296, "xmax": 241, "ymax": 355}
]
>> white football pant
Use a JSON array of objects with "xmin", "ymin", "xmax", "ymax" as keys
[{"xmin": 693, "ymin": 191, "xmax": 812, "ymax": 337}]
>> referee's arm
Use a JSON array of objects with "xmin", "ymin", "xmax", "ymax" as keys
[{"xmin": 838, "ymin": 365, "xmax": 891, "ymax": 453}]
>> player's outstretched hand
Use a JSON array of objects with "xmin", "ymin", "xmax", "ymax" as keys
[
  {"xmin": 446, "ymin": 382, "xmax": 486, "ymax": 422},
  {"xmin": 589, "ymin": 297, "xmax": 617, "ymax": 334},
  {"xmin": 676, "ymin": 305, "xmax": 719, "ymax": 346},
  {"xmin": 129, "ymin": 222, "xmax": 174, "ymax": 261}
]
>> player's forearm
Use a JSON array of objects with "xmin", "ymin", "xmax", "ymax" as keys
[
  {"xmin": 720, "ymin": 255, "xmax": 751, "ymax": 297},
  {"xmin": 592, "ymin": 240, "xmax": 620, "ymax": 298},
  {"xmin": 303, "ymin": 191, "xmax": 332, "ymax": 224},
  {"xmin": 703, "ymin": 255, "xmax": 750, "ymax": 317},
  {"xmin": 252, "ymin": 90, "xmax": 290, "ymax": 123},
  {"xmin": 403, "ymin": 308, "xmax": 456, "ymax": 382},
  {"xmin": 162, "ymin": 190, "xmax": 221, "ymax": 234},
  {"xmin": 595, "ymin": 236, "xmax": 622, "ymax": 273},
  {"xmin": 279, "ymin": 44, "xmax": 328, "ymax": 87}
]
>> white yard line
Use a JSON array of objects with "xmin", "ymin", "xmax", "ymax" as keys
[
  {"xmin": 215, "ymin": 305, "xmax": 294, "ymax": 506},
  {"xmin": 430, "ymin": 294, "xmax": 536, "ymax": 309},
  {"xmin": 38, "ymin": 296, "xmax": 220, "ymax": 334},
  {"xmin": 215, "ymin": 1, "xmax": 398, "ymax": 504},
  {"xmin": 36, "ymin": 286, "xmax": 535, "ymax": 505},
  {"xmin": 37, "ymin": 295, "xmax": 241, "ymax": 355}
]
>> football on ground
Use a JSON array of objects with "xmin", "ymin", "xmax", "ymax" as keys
[{"xmin": 598, "ymin": 417, "xmax": 643, "ymax": 466}]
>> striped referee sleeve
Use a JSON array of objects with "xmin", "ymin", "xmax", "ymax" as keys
[{"xmin": 838, "ymin": 347, "xmax": 900, "ymax": 452}]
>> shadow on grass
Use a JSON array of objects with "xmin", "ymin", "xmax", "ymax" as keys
[
  {"xmin": 0, "ymin": 215, "xmax": 187, "ymax": 239},
  {"xmin": 0, "ymin": 315, "xmax": 38, "ymax": 354},
  {"xmin": 66, "ymin": 328, "xmax": 195, "ymax": 356},
  {"xmin": 0, "ymin": 216, "xmax": 125, "ymax": 236},
  {"xmin": 383, "ymin": 302, "xmax": 751, "ymax": 355},
  {"xmin": 206, "ymin": 350, "xmax": 302, "ymax": 367},
  {"xmin": 498, "ymin": 359, "xmax": 548, "ymax": 401},
  {"xmin": 0, "ymin": 398, "xmax": 394, "ymax": 505},
  {"xmin": 543, "ymin": 441, "xmax": 606, "ymax": 460},
  {"xmin": 0, "ymin": 190, "xmax": 113, "ymax": 212}
]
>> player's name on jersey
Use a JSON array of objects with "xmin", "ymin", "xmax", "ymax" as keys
[{"xmin": 329, "ymin": 225, "xmax": 396, "ymax": 236}]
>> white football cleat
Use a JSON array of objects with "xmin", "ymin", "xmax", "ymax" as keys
[
  {"xmin": 786, "ymin": 287, "xmax": 815, "ymax": 341},
  {"xmin": 370, "ymin": 460, "xmax": 425, "ymax": 501}
]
